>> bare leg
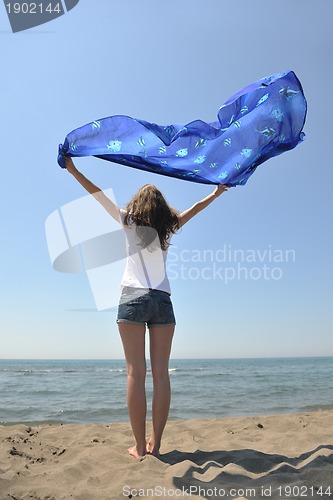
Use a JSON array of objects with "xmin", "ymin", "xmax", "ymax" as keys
[
  {"xmin": 118, "ymin": 322, "xmax": 147, "ymax": 459},
  {"xmin": 148, "ymin": 324, "xmax": 175, "ymax": 456}
]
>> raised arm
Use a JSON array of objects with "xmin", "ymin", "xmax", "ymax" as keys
[
  {"xmin": 63, "ymin": 156, "xmax": 122, "ymax": 223},
  {"xmin": 178, "ymin": 184, "xmax": 228, "ymax": 228}
]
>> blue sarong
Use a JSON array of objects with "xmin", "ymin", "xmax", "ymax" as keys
[{"xmin": 58, "ymin": 70, "xmax": 307, "ymax": 186}]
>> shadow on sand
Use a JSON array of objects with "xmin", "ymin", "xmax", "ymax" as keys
[{"xmin": 159, "ymin": 445, "xmax": 333, "ymax": 499}]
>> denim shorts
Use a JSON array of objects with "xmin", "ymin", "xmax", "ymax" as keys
[{"xmin": 116, "ymin": 286, "xmax": 176, "ymax": 328}]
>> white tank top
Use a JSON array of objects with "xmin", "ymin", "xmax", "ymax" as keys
[{"xmin": 119, "ymin": 209, "xmax": 172, "ymax": 294}]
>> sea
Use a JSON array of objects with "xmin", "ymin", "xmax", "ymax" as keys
[{"xmin": 0, "ymin": 357, "xmax": 332, "ymax": 426}]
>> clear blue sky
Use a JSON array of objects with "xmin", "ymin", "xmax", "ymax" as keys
[{"xmin": 1, "ymin": 0, "xmax": 332, "ymax": 359}]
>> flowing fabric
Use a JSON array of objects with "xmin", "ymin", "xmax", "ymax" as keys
[{"xmin": 58, "ymin": 70, "xmax": 307, "ymax": 186}]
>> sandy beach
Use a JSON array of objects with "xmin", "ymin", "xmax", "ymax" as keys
[{"xmin": 1, "ymin": 410, "xmax": 332, "ymax": 500}]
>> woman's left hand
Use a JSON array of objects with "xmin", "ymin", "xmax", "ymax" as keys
[{"xmin": 63, "ymin": 156, "xmax": 77, "ymax": 174}]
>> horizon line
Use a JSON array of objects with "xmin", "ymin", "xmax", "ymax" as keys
[{"xmin": 1, "ymin": 355, "xmax": 332, "ymax": 361}]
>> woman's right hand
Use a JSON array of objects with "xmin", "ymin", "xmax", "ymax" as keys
[
  {"xmin": 63, "ymin": 156, "xmax": 77, "ymax": 174},
  {"xmin": 213, "ymin": 184, "xmax": 228, "ymax": 197}
]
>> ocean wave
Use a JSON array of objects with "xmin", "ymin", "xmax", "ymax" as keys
[{"xmin": 299, "ymin": 404, "xmax": 333, "ymax": 412}]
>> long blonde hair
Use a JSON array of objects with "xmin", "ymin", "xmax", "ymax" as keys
[{"xmin": 124, "ymin": 184, "xmax": 179, "ymax": 251}]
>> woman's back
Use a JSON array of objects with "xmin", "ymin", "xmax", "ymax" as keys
[{"xmin": 119, "ymin": 208, "xmax": 173, "ymax": 293}]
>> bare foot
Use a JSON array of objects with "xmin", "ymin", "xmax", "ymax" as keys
[
  {"xmin": 146, "ymin": 442, "xmax": 160, "ymax": 458},
  {"xmin": 127, "ymin": 445, "xmax": 146, "ymax": 460}
]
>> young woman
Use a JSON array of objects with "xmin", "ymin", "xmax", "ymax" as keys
[{"xmin": 63, "ymin": 156, "xmax": 228, "ymax": 459}]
